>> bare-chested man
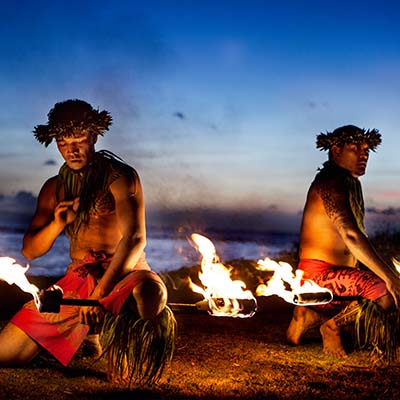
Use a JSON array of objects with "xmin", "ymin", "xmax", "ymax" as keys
[
  {"xmin": 0, "ymin": 99, "xmax": 175, "ymax": 383},
  {"xmin": 287, "ymin": 125, "xmax": 400, "ymax": 360}
]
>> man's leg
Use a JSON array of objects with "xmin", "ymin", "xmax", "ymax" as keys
[
  {"xmin": 320, "ymin": 301, "xmax": 360, "ymax": 358},
  {"xmin": 375, "ymin": 293, "xmax": 394, "ymax": 310},
  {"xmin": 291, "ymin": 265, "xmax": 391, "ymax": 357},
  {"xmin": 286, "ymin": 306, "xmax": 327, "ymax": 345},
  {"xmin": 132, "ymin": 279, "xmax": 168, "ymax": 320},
  {"xmin": 320, "ymin": 294, "xmax": 394, "ymax": 358},
  {"xmin": 106, "ymin": 278, "xmax": 169, "ymax": 382},
  {"xmin": 81, "ymin": 333, "xmax": 102, "ymax": 358},
  {"xmin": 0, "ymin": 322, "xmax": 41, "ymax": 366}
]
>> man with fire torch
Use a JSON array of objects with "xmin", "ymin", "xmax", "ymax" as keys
[
  {"xmin": 0, "ymin": 99, "xmax": 176, "ymax": 384},
  {"xmin": 286, "ymin": 125, "xmax": 400, "ymax": 362}
]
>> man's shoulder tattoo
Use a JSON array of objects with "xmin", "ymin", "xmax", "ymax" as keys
[{"xmin": 314, "ymin": 178, "xmax": 348, "ymax": 219}]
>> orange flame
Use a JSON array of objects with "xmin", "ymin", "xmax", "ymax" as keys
[
  {"xmin": 0, "ymin": 257, "xmax": 41, "ymax": 309},
  {"xmin": 256, "ymin": 257, "xmax": 332, "ymax": 305},
  {"xmin": 393, "ymin": 258, "xmax": 400, "ymax": 275},
  {"xmin": 189, "ymin": 233, "xmax": 257, "ymax": 318}
]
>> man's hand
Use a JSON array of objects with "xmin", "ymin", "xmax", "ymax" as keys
[
  {"xmin": 385, "ymin": 276, "xmax": 400, "ymax": 309},
  {"xmin": 54, "ymin": 197, "xmax": 79, "ymax": 226},
  {"xmin": 79, "ymin": 303, "xmax": 104, "ymax": 327},
  {"xmin": 79, "ymin": 288, "xmax": 105, "ymax": 327}
]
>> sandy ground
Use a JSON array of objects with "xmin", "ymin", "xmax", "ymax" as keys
[
  {"xmin": 1, "ymin": 248, "xmax": 400, "ymax": 400},
  {"xmin": 0, "ymin": 286, "xmax": 399, "ymax": 400}
]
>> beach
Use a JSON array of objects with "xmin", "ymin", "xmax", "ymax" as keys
[
  {"xmin": 0, "ymin": 231, "xmax": 398, "ymax": 399},
  {"xmin": 1, "ymin": 258, "xmax": 400, "ymax": 400},
  {"xmin": 1, "ymin": 297, "xmax": 399, "ymax": 400}
]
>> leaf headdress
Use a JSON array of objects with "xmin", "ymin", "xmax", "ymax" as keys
[
  {"xmin": 33, "ymin": 99, "xmax": 112, "ymax": 146},
  {"xmin": 316, "ymin": 125, "xmax": 381, "ymax": 152}
]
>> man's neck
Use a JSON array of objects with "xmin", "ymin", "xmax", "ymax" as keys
[{"xmin": 324, "ymin": 160, "xmax": 358, "ymax": 178}]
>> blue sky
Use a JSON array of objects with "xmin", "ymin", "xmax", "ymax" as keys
[{"xmin": 0, "ymin": 1, "xmax": 399, "ymax": 234}]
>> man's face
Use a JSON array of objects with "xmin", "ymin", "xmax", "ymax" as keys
[
  {"xmin": 56, "ymin": 130, "xmax": 97, "ymax": 171},
  {"xmin": 332, "ymin": 142, "xmax": 370, "ymax": 177}
]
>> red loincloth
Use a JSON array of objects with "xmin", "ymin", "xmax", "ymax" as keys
[
  {"xmin": 298, "ymin": 258, "xmax": 388, "ymax": 312},
  {"xmin": 11, "ymin": 251, "xmax": 164, "ymax": 366}
]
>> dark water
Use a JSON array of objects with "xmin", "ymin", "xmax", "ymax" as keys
[{"xmin": 0, "ymin": 225, "xmax": 298, "ymax": 276}]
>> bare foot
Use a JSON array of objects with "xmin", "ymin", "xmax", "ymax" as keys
[
  {"xmin": 286, "ymin": 306, "xmax": 326, "ymax": 345},
  {"xmin": 320, "ymin": 319, "xmax": 347, "ymax": 358},
  {"xmin": 81, "ymin": 334, "xmax": 102, "ymax": 359}
]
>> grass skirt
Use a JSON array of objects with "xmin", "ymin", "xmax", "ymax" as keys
[
  {"xmin": 100, "ymin": 306, "xmax": 177, "ymax": 386},
  {"xmin": 355, "ymin": 299, "xmax": 400, "ymax": 364}
]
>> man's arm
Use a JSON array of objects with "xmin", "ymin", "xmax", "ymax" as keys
[
  {"xmin": 22, "ymin": 177, "xmax": 79, "ymax": 260},
  {"xmin": 317, "ymin": 178, "xmax": 400, "ymax": 307},
  {"xmin": 89, "ymin": 173, "xmax": 146, "ymax": 300}
]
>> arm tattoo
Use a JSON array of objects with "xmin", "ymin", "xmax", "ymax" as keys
[
  {"xmin": 315, "ymin": 178, "xmax": 353, "ymax": 228},
  {"xmin": 319, "ymin": 191, "xmax": 340, "ymax": 219}
]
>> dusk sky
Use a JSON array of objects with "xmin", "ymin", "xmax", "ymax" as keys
[{"xmin": 1, "ymin": 1, "xmax": 399, "ymax": 234}]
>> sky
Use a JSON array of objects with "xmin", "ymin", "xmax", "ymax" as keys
[{"xmin": 0, "ymin": 0, "xmax": 399, "ymax": 235}]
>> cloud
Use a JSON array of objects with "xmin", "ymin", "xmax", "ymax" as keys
[
  {"xmin": 0, "ymin": 191, "xmax": 36, "ymax": 207},
  {"xmin": 365, "ymin": 206, "xmax": 400, "ymax": 234},
  {"xmin": 366, "ymin": 207, "xmax": 400, "ymax": 215},
  {"xmin": 0, "ymin": 152, "xmax": 21, "ymax": 158},
  {"xmin": 307, "ymin": 100, "xmax": 317, "ymax": 109},
  {"xmin": 379, "ymin": 190, "xmax": 400, "ymax": 200},
  {"xmin": 14, "ymin": 191, "xmax": 37, "ymax": 207},
  {"xmin": 147, "ymin": 207, "xmax": 302, "ymax": 236},
  {"xmin": 44, "ymin": 159, "xmax": 57, "ymax": 166},
  {"xmin": 123, "ymin": 149, "xmax": 160, "ymax": 161},
  {"xmin": 173, "ymin": 112, "xmax": 186, "ymax": 120},
  {"xmin": 0, "ymin": 191, "xmax": 37, "ymax": 227},
  {"xmin": 305, "ymin": 100, "xmax": 329, "ymax": 110}
]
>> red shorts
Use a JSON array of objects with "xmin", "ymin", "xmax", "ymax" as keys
[
  {"xmin": 298, "ymin": 259, "xmax": 388, "ymax": 312},
  {"xmin": 11, "ymin": 251, "xmax": 164, "ymax": 366}
]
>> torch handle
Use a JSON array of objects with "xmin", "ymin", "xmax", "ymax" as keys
[
  {"xmin": 332, "ymin": 295, "xmax": 361, "ymax": 302},
  {"xmin": 292, "ymin": 292, "xmax": 362, "ymax": 306},
  {"xmin": 60, "ymin": 296, "xmax": 359, "ymax": 307},
  {"xmin": 60, "ymin": 298, "xmax": 101, "ymax": 307},
  {"xmin": 167, "ymin": 300, "xmax": 209, "ymax": 312}
]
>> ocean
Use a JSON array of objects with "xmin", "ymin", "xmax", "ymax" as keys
[{"xmin": 0, "ymin": 225, "xmax": 299, "ymax": 277}]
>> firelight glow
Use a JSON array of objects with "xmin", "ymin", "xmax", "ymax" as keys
[
  {"xmin": 393, "ymin": 259, "xmax": 400, "ymax": 275},
  {"xmin": 256, "ymin": 257, "xmax": 333, "ymax": 306},
  {"xmin": 189, "ymin": 233, "xmax": 257, "ymax": 318},
  {"xmin": 0, "ymin": 257, "xmax": 41, "ymax": 309}
]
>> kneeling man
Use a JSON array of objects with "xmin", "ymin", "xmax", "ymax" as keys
[{"xmin": 287, "ymin": 125, "xmax": 400, "ymax": 361}]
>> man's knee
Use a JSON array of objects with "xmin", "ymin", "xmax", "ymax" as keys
[
  {"xmin": 132, "ymin": 279, "xmax": 167, "ymax": 320},
  {"xmin": 0, "ymin": 323, "xmax": 41, "ymax": 366},
  {"xmin": 376, "ymin": 293, "xmax": 394, "ymax": 311}
]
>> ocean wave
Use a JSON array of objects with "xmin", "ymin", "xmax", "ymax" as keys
[{"xmin": 0, "ymin": 229, "xmax": 298, "ymax": 277}]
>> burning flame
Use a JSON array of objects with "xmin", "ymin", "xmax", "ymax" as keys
[
  {"xmin": 0, "ymin": 257, "xmax": 41, "ymax": 309},
  {"xmin": 256, "ymin": 257, "xmax": 332, "ymax": 306},
  {"xmin": 393, "ymin": 258, "xmax": 400, "ymax": 275},
  {"xmin": 189, "ymin": 233, "xmax": 257, "ymax": 318}
]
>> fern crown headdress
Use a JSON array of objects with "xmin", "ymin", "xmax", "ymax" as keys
[
  {"xmin": 33, "ymin": 99, "xmax": 112, "ymax": 147},
  {"xmin": 316, "ymin": 125, "xmax": 381, "ymax": 152}
]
